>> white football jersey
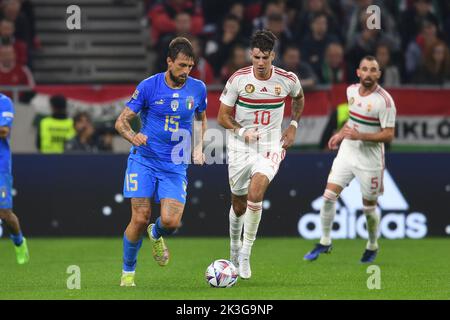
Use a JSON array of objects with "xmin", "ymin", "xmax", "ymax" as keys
[
  {"xmin": 220, "ymin": 65, "xmax": 302, "ymax": 152},
  {"xmin": 337, "ymin": 84, "xmax": 396, "ymax": 170}
]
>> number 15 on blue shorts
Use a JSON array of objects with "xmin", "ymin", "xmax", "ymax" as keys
[{"xmin": 123, "ymin": 157, "xmax": 187, "ymax": 204}]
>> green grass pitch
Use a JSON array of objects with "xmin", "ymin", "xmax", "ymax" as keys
[{"xmin": 0, "ymin": 238, "xmax": 449, "ymax": 300}]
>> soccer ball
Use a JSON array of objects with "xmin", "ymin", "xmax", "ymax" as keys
[{"xmin": 205, "ymin": 259, "xmax": 238, "ymax": 288}]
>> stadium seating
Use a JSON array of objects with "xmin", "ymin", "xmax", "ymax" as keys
[{"xmin": 33, "ymin": 0, "xmax": 152, "ymax": 83}]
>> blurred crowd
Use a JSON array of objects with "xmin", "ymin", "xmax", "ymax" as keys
[
  {"xmin": 1, "ymin": 0, "xmax": 449, "ymax": 93},
  {"xmin": 2, "ymin": 0, "xmax": 450, "ymax": 154},
  {"xmin": 147, "ymin": 0, "xmax": 450, "ymax": 88},
  {"xmin": 0, "ymin": 0, "xmax": 36, "ymax": 95}
]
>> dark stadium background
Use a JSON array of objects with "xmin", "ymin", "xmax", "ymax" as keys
[{"xmin": 0, "ymin": 0, "xmax": 449, "ymax": 245}]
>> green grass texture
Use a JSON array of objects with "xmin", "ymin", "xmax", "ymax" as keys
[{"xmin": 0, "ymin": 238, "xmax": 449, "ymax": 300}]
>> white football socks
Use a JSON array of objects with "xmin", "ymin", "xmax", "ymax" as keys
[
  {"xmin": 229, "ymin": 206, "xmax": 244, "ymax": 250},
  {"xmin": 240, "ymin": 201, "xmax": 262, "ymax": 257},
  {"xmin": 319, "ymin": 189, "xmax": 338, "ymax": 246},
  {"xmin": 364, "ymin": 205, "xmax": 380, "ymax": 250}
]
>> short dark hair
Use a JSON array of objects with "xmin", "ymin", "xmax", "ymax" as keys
[
  {"xmin": 167, "ymin": 37, "xmax": 195, "ymax": 61},
  {"xmin": 73, "ymin": 111, "xmax": 91, "ymax": 124},
  {"xmin": 50, "ymin": 95, "xmax": 67, "ymax": 111},
  {"xmin": 251, "ymin": 30, "xmax": 277, "ymax": 53},
  {"xmin": 361, "ymin": 55, "xmax": 378, "ymax": 64}
]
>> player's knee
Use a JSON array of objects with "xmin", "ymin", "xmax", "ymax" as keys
[
  {"xmin": 248, "ymin": 191, "xmax": 264, "ymax": 203},
  {"xmin": 232, "ymin": 201, "xmax": 246, "ymax": 216},
  {"xmin": 248, "ymin": 174, "xmax": 269, "ymax": 202},
  {"xmin": 0, "ymin": 209, "xmax": 12, "ymax": 220},
  {"xmin": 160, "ymin": 216, "xmax": 180, "ymax": 229},
  {"xmin": 132, "ymin": 204, "xmax": 150, "ymax": 217},
  {"xmin": 132, "ymin": 212, "xmax": 150, "ymax": 229}
]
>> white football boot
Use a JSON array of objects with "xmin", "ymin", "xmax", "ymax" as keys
[
  {"xmin": 239, "ymin": 253, "xmax": 251, "ymax": 279},
  {"xmin": 230, "ymin": 240, "xmax": 242, "ymax": 271}
]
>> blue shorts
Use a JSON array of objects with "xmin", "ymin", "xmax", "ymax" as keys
[
  {"xmin": 0, "ymin": 173, "xmax": 12, "ymax": 209},
  {"xmin": 123, "ymin": 154, "xmax": 187, "ymax": 204}
]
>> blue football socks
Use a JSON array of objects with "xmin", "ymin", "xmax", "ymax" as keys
[
  {"xmin": 151, "ymin": 217, "xmax": 175, "ymax": 240},
  {"xmin": 10, "ymin": 231, "xmax": 23, "ymax": 247},
  {"xmin": 122, "ymin": 233, "xmax": 143, "ymax": 272}
]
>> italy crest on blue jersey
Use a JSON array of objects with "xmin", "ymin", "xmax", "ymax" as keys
[{"xmin": 126, "ymin": 72, "xmax": 207, "ymax": 173}]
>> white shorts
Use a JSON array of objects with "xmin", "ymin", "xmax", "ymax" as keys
[
  {"xmin": 327, "ymin": 157, "xmax": 384, "ymax": 201},
  {"xmin": 227, "ymin": 148, "xmax": 285, "ymax": 196}
]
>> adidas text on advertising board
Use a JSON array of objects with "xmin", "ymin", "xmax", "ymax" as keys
[{"xmin": 298, "ymin": 170, "xmax": 427, "ymax": 239}]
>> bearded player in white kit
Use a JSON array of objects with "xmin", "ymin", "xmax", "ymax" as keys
[
  {"xmin": 217, "ymin": 30, "xmax": 305, "ymax": 279},
  {"xmin": 304, "ymin": 56, "xmax": 396, "ymax": 263}
]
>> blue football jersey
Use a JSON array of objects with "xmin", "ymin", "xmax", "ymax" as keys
[
  {"xmin": 126, "ymin": 73, "xmax": 207, "ymax": 172},
  {"xmin": 0, "ymin": 94, "xmax": 14, "ymax": 174}
]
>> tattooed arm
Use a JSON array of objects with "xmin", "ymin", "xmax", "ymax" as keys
[
  {"xmin": 290, "ymin": 89, "xmax": 305, "ymax": 123},
  {"xmin": 115, "ymin": 107, "xmax": 148, "ymax": 146},
  {"xmin": 281, "ymin": 89, "xmax": 305, "ymax": 149}
]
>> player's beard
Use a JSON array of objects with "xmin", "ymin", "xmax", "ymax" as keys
[
  {"xmin": 361, "ymin": 77, "xmax": 376, "ymax": 89},
  {"xmin": 169, "ymin": 70, "xmax": 187, "ymax": 86}
]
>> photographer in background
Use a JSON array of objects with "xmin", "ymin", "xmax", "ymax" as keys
[{"xmin": 65, "ymin": 112, "xmax": 113, "ymax": 153}]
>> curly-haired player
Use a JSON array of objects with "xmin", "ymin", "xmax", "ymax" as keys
[{"xmin": 218, "ymin": 30, "xmax": 305, "ymax": 279}]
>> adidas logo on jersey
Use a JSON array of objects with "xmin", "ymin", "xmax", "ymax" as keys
[{"xmin": 260, "ymin": 87, "xmax": 268, "ymax": 92}]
